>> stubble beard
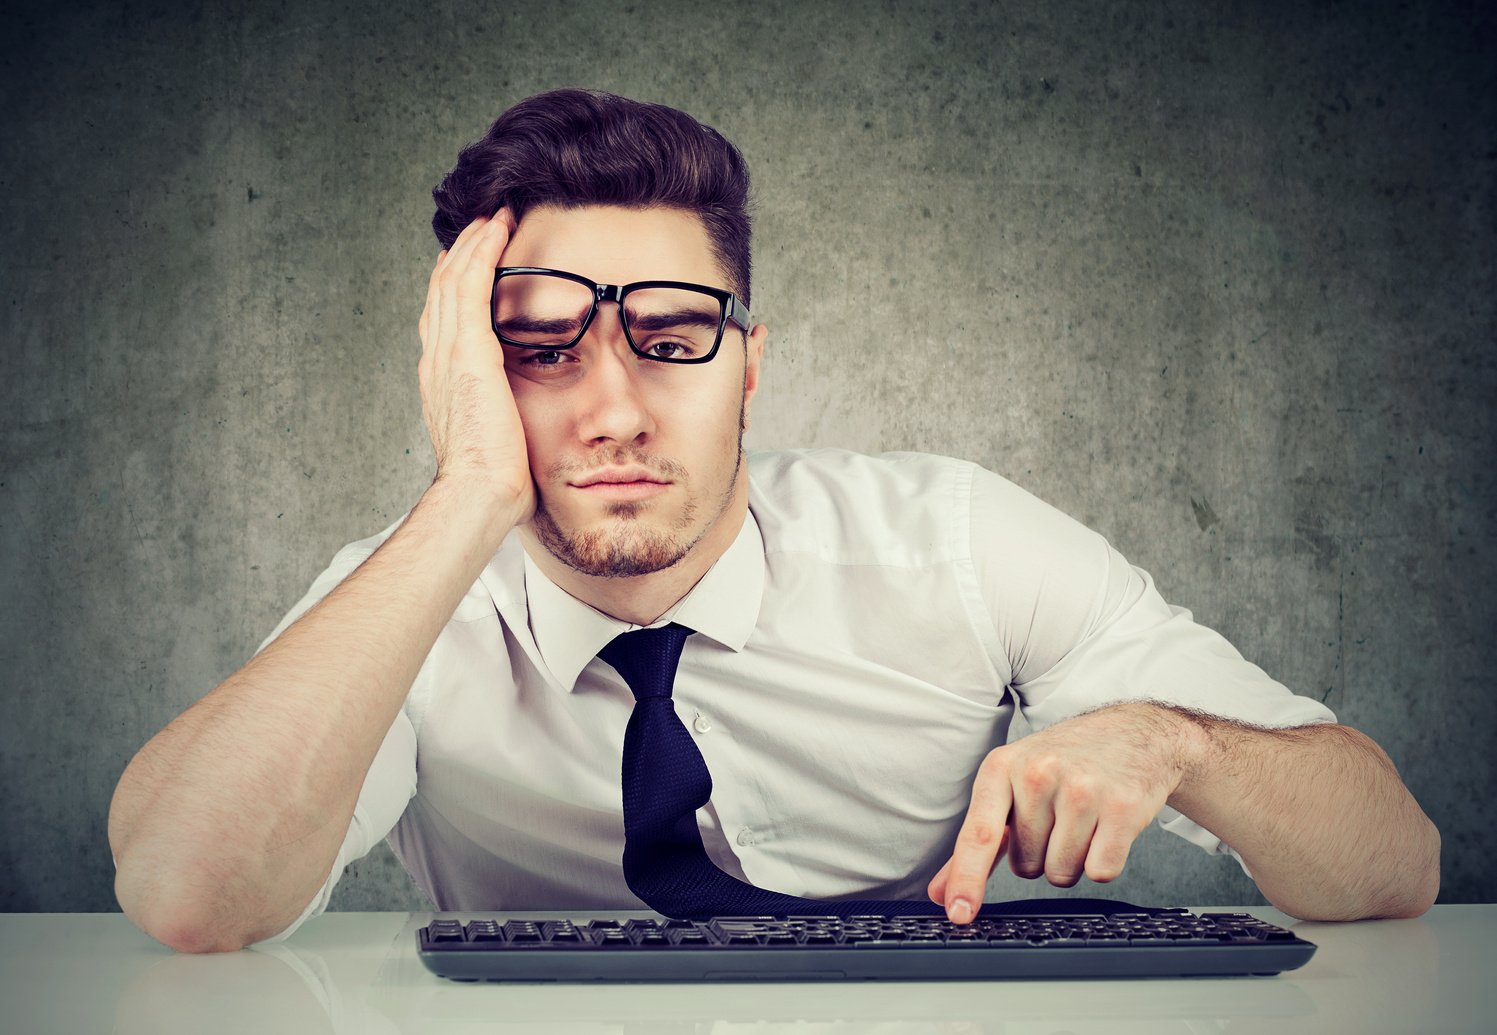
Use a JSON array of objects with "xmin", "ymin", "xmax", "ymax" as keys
[{"xmin": 531, "ymin": 398, "xmax": 747, "ymax": 579}]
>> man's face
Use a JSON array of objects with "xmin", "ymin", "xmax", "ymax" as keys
[{"xmin": 499, "ymin": 204, "xmax": 765, "ymax": 579}]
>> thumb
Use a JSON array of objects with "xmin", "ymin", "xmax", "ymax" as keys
[{"xmin": 927, "ymin": 857, "xmax": 953, "ymax": 904}]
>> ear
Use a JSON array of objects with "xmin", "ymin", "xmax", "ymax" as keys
[{"xmin": 741, "ymin": 323, "xmax": 768, "ymax": 430}]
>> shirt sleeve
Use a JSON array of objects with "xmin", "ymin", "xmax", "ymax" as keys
[
  {"xmin": 239, "ymin": 538, "xmax": 420, "ymax": 945},
  {"xmin": 968, "ymin": 464, "xmax": 1338, "ymax": 874}
]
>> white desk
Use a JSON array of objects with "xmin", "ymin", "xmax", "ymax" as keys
[{"xmin": 3, "ymin": 906, "xmax": 1492, "ymax": 1033}]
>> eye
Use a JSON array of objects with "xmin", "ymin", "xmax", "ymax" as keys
[
  {"xmin": 504, "ymin": 347, "xmax": 577, "ymax": 378},
  {"xmin": 506, "ymin": 348, "xmax": 570, "ymax": 367},
  {"xmin": 643, "ymin": 340, "xmax": 696, "ymax": 360}
]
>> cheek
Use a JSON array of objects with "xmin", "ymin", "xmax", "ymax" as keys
[
  {"xmin": 659, "ymin": 386, "xmax": 740, "ymax": 448},
  {"xmin": 507, "ymin": 384, "xmax": 563, "ymax": 466},
  {"xmin": 663, "ymin": 367, "xmax": 745, "ymax": 427}
]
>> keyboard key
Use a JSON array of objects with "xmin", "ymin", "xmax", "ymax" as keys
[{"xmin": 713, "ymin": 916, "xmax": 780, "ymax": 924}]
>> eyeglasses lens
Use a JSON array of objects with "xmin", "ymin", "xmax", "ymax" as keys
[
  {"xmin": 494, "ymin": 274, "xmax": 723, "ymax": 362},
  {"xmin": 493, "ymin": 275, "xmax": 590, "ymax": 347}
]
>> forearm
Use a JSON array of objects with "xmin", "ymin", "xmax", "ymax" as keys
[
  {"xmin": 109, "ymin": 477, "xmax": 518, "ymax": 951},
  {"xmin": 1162, "ymin": 707, "xmax": 1440, "ymax": 920}
]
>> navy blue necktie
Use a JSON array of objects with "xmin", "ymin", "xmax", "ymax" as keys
[{"xmin": 598, "ymin": 623, "xmax": 1153, "ymax": 920}]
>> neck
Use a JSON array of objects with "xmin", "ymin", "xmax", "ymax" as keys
[{"xmin": 520, "ymin": 465, "xmax": 749, "ymax": 626}]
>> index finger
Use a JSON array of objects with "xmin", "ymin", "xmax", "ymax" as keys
[
  {"xmin": 943, "ymin": 753, "xmax": 1015, "ymax": 923},
  {"xmin": 469, "ymin": 206, "xmax": 517, "ymax": 271},
  {"xmin": 438, "ymin": 207, "xmax": 516, "ymax": 307}
]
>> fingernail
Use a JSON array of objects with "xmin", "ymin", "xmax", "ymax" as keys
[{"xmin": 949, "ymin": 898, "xmax": 971, "ymax": 923}]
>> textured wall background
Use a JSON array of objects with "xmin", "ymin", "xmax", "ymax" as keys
[{"xmin": 2, "ymin": 0, "xmax": 1492, "ymax": 916}]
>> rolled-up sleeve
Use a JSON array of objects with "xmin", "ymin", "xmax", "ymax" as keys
[
  {"xmin": 968, "ymin": 465, "xmax": 1337, "ymax": 871},
  {"xmin": 241, "ymin": 534, "xmax": 420, "ymax": 945}
]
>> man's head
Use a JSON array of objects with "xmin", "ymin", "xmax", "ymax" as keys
[
  {"xmin": 433, "ymin": 88, "xmax": 752, "ymax": 308},
  {"xmin": 431, "ymin": 91, "xmax": 765, "ymax": 586}
]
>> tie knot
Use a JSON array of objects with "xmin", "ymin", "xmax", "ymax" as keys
[{"xmin": 598, "ymin": 623, "xmax": 694, "ymax": 700}]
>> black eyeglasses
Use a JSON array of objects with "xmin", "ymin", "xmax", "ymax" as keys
[{"xmin": 491, "ymin": 267, "xmax": 752, "ymax": 365}]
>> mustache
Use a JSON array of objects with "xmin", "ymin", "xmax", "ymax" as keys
[{"xmin": 545, "ymin": 448, "xmax": 689, "ymax": 482}]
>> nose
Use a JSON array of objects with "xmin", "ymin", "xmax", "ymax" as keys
[{"xmin": 574, "ymin": 303, "xmax": 655, "ymax": 447}]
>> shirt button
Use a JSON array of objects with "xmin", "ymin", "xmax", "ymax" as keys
[
  {"xmin": 693, "ymin": 712, "xmax": 712, "ymax": 733},
  {"xmin": 736, "ymin": 828, "xmax": 755, "ymax": 847}
]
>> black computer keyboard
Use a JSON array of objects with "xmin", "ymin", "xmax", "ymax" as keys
[{"xmin": 416, "ymin": 907, "xmax": 1316, "ymax": 982}]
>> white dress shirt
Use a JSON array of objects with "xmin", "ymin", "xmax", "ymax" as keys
[{"xmin": 250, "ymin": 448, "xmax": 1336, "ymax": 944}]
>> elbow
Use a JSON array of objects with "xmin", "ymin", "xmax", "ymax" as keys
[
  {"xmin": 122, "ymin": 898, "xmax": 249, "ymax": 954},
  {"xmin": 115, "ymin": 861, "xmax": 250, "ymax": 954},
  {"xmin": 1268, "ymin": 818, "xmax": 1441, "ymax": 922},
  {"xmin": 1377, "ymin": 816, "xmax": 1442, "ymax": 920},
  {"xmin": 1385, "ymin": 818, "xmax": 1441, "ymax": 919},
  {"xmin": 155, "ymin": 918, "xmax": 249, "ymax": 955}
]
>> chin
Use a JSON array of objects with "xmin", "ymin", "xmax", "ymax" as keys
[{"xmin": 533, "ymin": 501, "xmax": 700, "ymax": 579}]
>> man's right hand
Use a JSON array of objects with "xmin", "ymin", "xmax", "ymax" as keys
[{"xmin": 417, "ymin": 208, "xmax": 536, "ymax": 526}]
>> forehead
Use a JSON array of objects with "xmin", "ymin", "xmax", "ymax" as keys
[{"xmin": 504, "ymin": 205, "xmax": 723, "ymax": 289}]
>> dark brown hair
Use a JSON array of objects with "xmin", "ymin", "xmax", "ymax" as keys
[{"xmin": 432, "ymin": 89, "xmax": 753, "ymax": 306}]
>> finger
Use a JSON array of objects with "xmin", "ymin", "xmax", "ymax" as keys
[
  {"xmin": 437, "ymin": 218, "xmax": 494, "ymax": 325},
  {"xmin": 446, "ymin": 208, "xmax": 512, "ymax": 297},
  {"xmin": 433, "ymin": 215, "xmax": 497, "ymax": 323},
  {"xmin": 422, "ymin": 245, "xmax": 443, "ymax": 322},
  {"xmin": 927, "ymin": 833, "xmax": 1008, "ymax": 905},
  {"xmin": 433, "ymin": 220, "xmax": 497, "ymax": 383},
  {"xmin": 1043, "ymin": 789, "xmax": 1099, "ymax": 888},
  {"xmin": 943, "ymin": 752, "xmax": 1015, "ymax": 923},
  {"xmin": 435, "ymin": 214, "xmax": 509, "ymax": 367},
  {"xmin": 1083, "ymin": 803, "xmax": 1152, "ymax": 883},
  {"xmin": 422, "ymin": 248, "xmax": 449, "ymax": 372},
  {"xmin": 446, "ymin": 210, "xmax": 502, "ymax": 277},
  {"xmin": 451, "ymin": 211, "xmax": 516, "ymax": 361},
  {"xmin": 462, "ymin": 206, "xmax": 515, "ymax": 302},
  {"xmin": 441, "ymin": 213, "xmax": 495, "ymax": 269},
  {"xmin": 1007, "ymin": 761, "xmax": 1059, "ymax": 880},
  {"xmin": 926, "ymin": 858, "xmax": 952, "ymax": 904}
]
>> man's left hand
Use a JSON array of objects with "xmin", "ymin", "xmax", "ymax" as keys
[{"xmin": 926, "ymin": 701, "xmax": 1201, "ymax": 924}]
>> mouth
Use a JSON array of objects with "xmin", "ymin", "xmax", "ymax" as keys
[{"xmin": 568, "ymin": 467, "xmax": 673, "ymax": 501}]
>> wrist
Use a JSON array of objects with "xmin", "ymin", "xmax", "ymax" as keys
[
  {"xmin": 423, "ymin": 474, "xmax": 529, "ymax": 549},
  {"xmin": 1151, "ymin": 703, "xmax": 1214, "ymax": 797}
]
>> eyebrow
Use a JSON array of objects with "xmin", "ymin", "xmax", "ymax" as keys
[
  {"xmin": 627, "ymin": 306, "xmax": 722, "ymax": 332},
  {"xmin": 495, "ymin": 315, "xmax": 585, "ymax": 336}
]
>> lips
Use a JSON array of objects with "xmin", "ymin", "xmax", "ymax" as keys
[{"xmin": 570, "ymin": 467, "xmax": 670, "ymax": 489}]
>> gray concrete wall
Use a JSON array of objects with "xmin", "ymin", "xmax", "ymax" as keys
[{"xmin": 2, "ymin": 0, "xmax": 1492, "ymax": 915}]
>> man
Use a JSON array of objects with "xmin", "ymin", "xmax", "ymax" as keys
[{"xmin": 108, "ymin": 89, "xmax": 1439, "ymax": 955}]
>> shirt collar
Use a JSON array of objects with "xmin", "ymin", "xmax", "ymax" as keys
[{"xmin": 521, "ymin": 508, "xmax": 765, "ymax": 693}]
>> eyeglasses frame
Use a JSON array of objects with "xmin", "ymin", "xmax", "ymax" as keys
[{"xmin": 490, "ymin": 266, "xmax": 753, "ymax": 365}]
